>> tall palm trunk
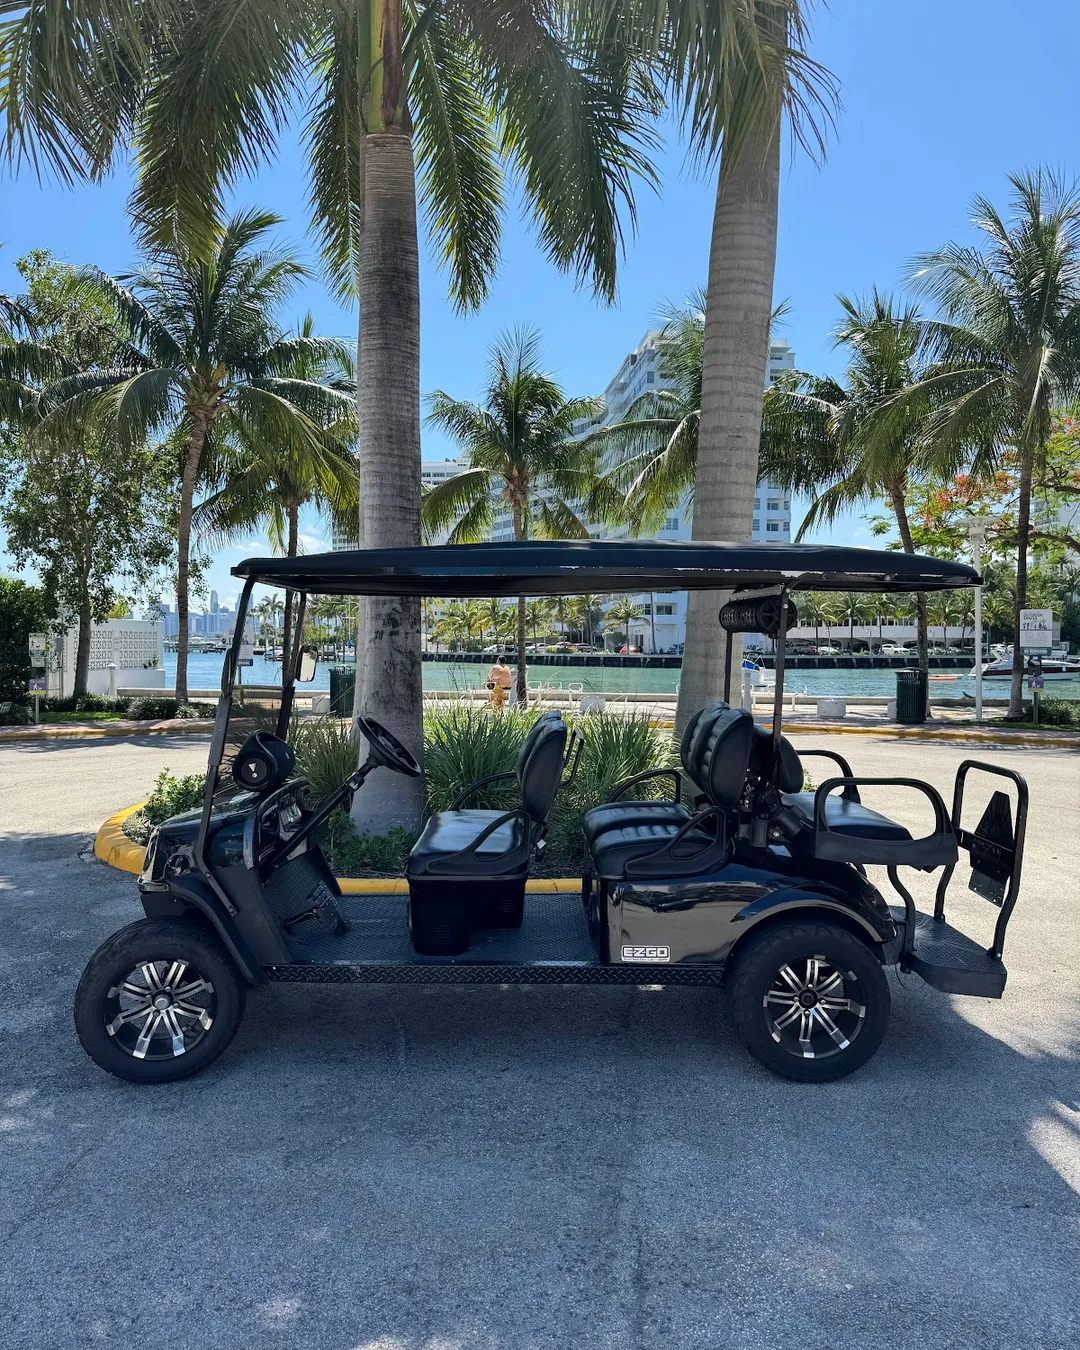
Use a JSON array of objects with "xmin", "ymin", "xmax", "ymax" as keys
[
  {"xmin": 676, "ymin": 120, "xmax": 781, "ymax": 731},
  {"xmin": 1009, "ymin": 444, "xmax": 1035, "ymax": 718},
  {"xmin": 174, "ymin": 424, "xmax": 205, "ymax": 705},
  {"xmin": 281, "ymin": 502, "xmax": 300, "ymax": 679},
  {"xmin": 512, "ymin": 504, "xmax": 528, "ymax": 702},
  {"xmin": 352, "ymin": 123, "xmax": 425, "ymax": 831},
  {"xmin": 889, "ymin": 481, "xmax": 929, "ymax": 710}
]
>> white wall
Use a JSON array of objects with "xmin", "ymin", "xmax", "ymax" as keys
[{"xmin": 56, "ymin": 619, "xmax": 165, "ymax": 698}]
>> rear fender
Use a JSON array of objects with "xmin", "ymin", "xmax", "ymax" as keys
[
  {"xmin": 729, "ymin": 878, "xmax": 897, "ymax": 956},
  {"xmin": 140, "ymin": 877, "xmax": 266, "ymax": 984}
]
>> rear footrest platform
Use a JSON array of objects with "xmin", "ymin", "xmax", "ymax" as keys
[{"xmin": 890, "ymin": 907, "xmax": 1007, "ymax": 998}]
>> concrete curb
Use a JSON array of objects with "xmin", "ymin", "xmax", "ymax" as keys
[
  {"xmin": 776, "ymin": 720, "xmax": 1080, "ymax": 748},
  {"xmin": 94, "ymin": 805, "xmax": 582, "ymax": 892}
]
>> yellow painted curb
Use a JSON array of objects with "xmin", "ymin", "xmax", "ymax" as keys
[
  {"xmin": 2, "ymin": 719, "xmax": 214, "ymax": 743},
  {"xmin": 94, "ymin": 804, "xmax": 148, "ymax": 874},
  {"xmin": 95, "ymin": 805, "xmax": 581, "ymax": 891},
  {"xmin": 779, "ymin": 721, "xmax": 1080, "ymax": 748}
]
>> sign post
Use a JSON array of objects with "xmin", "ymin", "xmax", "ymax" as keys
[
  {"xmin": 964, "ymin": 519, "xmax": 989, "ymax": 722},
  {"xmin": 27, "ymin": 633, "xmax": 48, "ymax": 724},
  {"xmin": 1019, "ymin": 608, "xmax": 1053, "ymax": 725}
]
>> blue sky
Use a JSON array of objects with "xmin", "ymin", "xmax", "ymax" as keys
[{"xmin": 2, "ymin": 0, "xmax": 1078, "ymax": 608}]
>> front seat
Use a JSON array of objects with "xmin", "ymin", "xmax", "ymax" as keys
[
  {"xmin": 406, "ymin": 713, "xmax": 569, "ymax": 954},
  {"xmin": 586, "ymin": 704, "xmax": 755, "ymax": 881}
]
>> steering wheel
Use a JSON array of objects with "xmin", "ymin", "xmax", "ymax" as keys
[{"xmin": 355, "ymin": 714, "xmax": 422, "ymax": 778}]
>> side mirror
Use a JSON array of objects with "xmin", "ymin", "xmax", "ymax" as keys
[{"xmin": 297, "ymin": 646, "xmax": 318, "ymax": 683}]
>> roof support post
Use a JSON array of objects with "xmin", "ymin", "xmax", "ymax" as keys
[{"xmin": 771, "ymin": 583, "xmax": 791, "ymax": 767}]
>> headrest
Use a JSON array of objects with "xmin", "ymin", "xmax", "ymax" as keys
[
  {"xmin": 517, "ymin": 713, "xmax": 567, "ymax": 822},
  {"xmin": 751, "ymin": 725, "xmax": 803, "ymax": 794},
  {"xmin": 232, "ymin": 730, "xmax": 295, "ymax": 793},
  {"xmin": 683, "ymin": 702, "xmax": 755, "ymax": 809}
]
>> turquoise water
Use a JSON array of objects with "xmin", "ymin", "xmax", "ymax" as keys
[{"xmin": 163, "ymin": 651, "xmax": 1080, "ymax": 700}]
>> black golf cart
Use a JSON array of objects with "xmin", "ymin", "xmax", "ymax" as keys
[{"xmin": 75, "ymin": 541, "xmax": 1028, "ymax": 1084}]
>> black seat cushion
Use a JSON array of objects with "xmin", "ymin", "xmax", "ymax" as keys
[
  {"xmin": 588, "ymin": 821, "xmax": 718, "ymax": 879},
  {"xmin": 517, "ymin": 714, "xmax": 567, "ymax": 823},
  {"xmin": 782, "ymin": 792, "xmax": 913, "ymax": 842},
  {"xmin": 406, "ymin": 809, "xmax": 529, "ymax": 877},
  {"xmin": 582, "ymin": 801, "xmax": 691, "ymax": 844}
]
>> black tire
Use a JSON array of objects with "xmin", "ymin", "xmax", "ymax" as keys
[
  {"xmin": 728, "ymin": 920, "xmax": 890, "ymax": 1083},
  {"xmin": 75, "ymin": 918, "xmax": 246, "ymax": 1084}
]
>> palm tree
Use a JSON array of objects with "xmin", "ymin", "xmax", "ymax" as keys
[
  {"xmin": 905, "ymin": 170, "xmax": 1080, "ymax": 716},
  {"xmin": 34, "ymin": 211, "xmax": 337, "ymax": 703},
  {"xmin": 1, "ymin": 1, "xmax": 657, "ymax": 827},
  {"xmin": 761, "ymin": 291, "xmax": 947, "ymax": 679},
  {"xmin": 524, "ymin": 598, "xmax": 554, "ymax": 644},
  {"xmin": 570, "ymin": 595, "xmax": 606, "ymax": 646},
  {"xmin": 422, "ymin": 328, "xmax": 599, "ymax": 699},
  {"xmin": 193, "ymin": 314, "xmax": 358, "ymax": 676},
  {"xmin": 607, "ymin": 597, "xmax": 645, "ymax": 649},
  {"xmin": 606, "ymin": 0, "xmax": 834, "ymax": 729}
]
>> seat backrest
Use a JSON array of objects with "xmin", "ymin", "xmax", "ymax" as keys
[
  {"xmin": 750, "ymin": 725, "xmax": 804, "ymax": 794},
  {"xmin": 682, "ymin": 703, "xmax": 755, "ymax": 810},
  {"xmin": 516, "ymin": 712, "xmax": 568, "ymax": 824}
]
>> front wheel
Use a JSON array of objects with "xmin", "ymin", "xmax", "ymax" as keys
[
  {"xmin": 75, "ymin": 918, "xmax": 246, "ymax": 1083},
  {"xmin": 728, "ymin": 920, "xmax": 890, "ymax": 1082}
]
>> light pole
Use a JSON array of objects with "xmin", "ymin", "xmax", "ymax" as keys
[{"xmin": 965, "ymin": 517, "xmax": 989, "ymax": 722}]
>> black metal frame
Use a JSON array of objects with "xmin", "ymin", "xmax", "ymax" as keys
[{"xmin": 934, "ymin": 760, "xmax": 1029, "ymax": 960}]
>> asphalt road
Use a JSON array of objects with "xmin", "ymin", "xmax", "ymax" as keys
[{"xmin": 1, "ymin": 730, "xmax": 1078, "ymax": 1349}]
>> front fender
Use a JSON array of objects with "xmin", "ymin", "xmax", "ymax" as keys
[{"xmin": 140, "ymin": 876, "xmax": 266, "ymax": 984}]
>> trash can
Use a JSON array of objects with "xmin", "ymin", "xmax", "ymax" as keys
[
  {"xmin": 328, "ymin": 664, "xmax": 356, "ymax": 718},
  {"xmin": 895, "ymin": 669, "xmax": 927, "ymax": 724}
]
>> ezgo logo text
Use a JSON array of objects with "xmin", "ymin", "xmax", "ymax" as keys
[{"xmin": 621, "ymin": 945, "xmax": 670, "ymax": 963}]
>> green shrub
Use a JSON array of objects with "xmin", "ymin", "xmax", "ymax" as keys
[
  {"xmin": 1027, "ymin": 696, "xmax": 1080, "ymax": 727},
  {"xmin": 291, "ymin": 716, "xmax": 361, "ymax": 802},
  {"xmin": 126, "ymin": 696, "xmax": 180, "ymax": 720},
  {"xmin": 422, "ymin": 704, "xmax": 540, "ymax": 813},
  {"xmin": 0, "ymin": 701, "xmax": 32, "ymax": 726},
  {"xmin": 320, "ymin": 809, "xmax": 417, "ymax": 876},
  {"xmin": 175, "ymin": 702, "xmax": 216, "ymax": 719},
  {"xmin": 143, "ymin": 768, "xmax": 208, "ymax": 825},
  {"xmin": 74, "ymin": 694, "xmax": 127, "ymax": 713}
]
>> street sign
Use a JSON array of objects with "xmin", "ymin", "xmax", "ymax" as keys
[
  {"xmin": 1019, "ymin": 608, "xmax": 1053, "ymax": 649},
  {"xmin": 238, "ymin": 642, "xmax": 255, "ymax": 668},
  {"xmin": 28, "ymin": 676, "xmax": 46, "ymax": 692},
  {"xmin": 1027, "ymin": 671, "xmax": 1045, "ymax": 690},
  {"xmin": 28, "ymin": 632, "xmax": 47, "ymax": 661}
]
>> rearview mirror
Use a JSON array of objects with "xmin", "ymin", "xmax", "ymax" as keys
[{"xmin": 297, "ymin": 646, "xmax": 318, "ymax": 683}]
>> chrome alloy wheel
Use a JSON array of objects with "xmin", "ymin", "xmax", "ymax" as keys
[
  {"xmin": 762, "ymin": 956, "xmax": 866, "ymax": 1061},
  {"xmin": 104, "ymin": 960, "xmax": 215, "ymax": 1061}
]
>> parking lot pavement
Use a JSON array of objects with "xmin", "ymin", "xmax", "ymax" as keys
[{"xmin": 1, "ymin": 732, "xmax": 1078, "ymax": 1349}]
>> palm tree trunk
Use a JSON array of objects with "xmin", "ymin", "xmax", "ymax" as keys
[
  {"xmin": 281, "ymin": 503, "xmax": 299, "ymax": 679},
  {"xmin": 1008, "ymin": 445, "xmax": 1035, "ymax": 718},
  {"xmin": 512, "ymin": 505, "xmax": 528, "ymax": 701},
  {"xmin": 352, "ymin": 122, "xmax": 425, "ymax": 831},
  {"xmin": 676, "ymin": 119, "xmax": 781, "ymax": 732},
  {"xmin": 174, "ymin": 424, "xmax": 205, "ymax": 706},
  {"xmin": 889, "ymin": 482, "xmax": 930, "ymax": 711}
]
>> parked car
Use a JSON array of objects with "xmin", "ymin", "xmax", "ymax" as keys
[
  {"xmin": 880, "ymin": 643, "xmax": 909, "ymax": 656},
  {"xmin": 815, "ymin": 644, "xmax": 842, "ymax": 655}
]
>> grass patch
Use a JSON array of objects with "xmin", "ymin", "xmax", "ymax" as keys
[{"xmin": 41, "ymin": 710, "xmax": 130, "ymax": 722}]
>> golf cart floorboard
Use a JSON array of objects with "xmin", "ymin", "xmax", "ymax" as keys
[
  {"xmin": 269, "ymin": 891, "xmax": 727, "ymax": 986},
  {"xmin": 889, "ymin": 906, "xmax": 1007, "ymax": 998}
]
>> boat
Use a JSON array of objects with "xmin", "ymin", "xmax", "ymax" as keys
[{"xmin": 976, "ymin": 645, "xmax": 1080, "ymax": 680}]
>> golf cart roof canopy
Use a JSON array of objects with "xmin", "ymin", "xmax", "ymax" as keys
[{"xmin": 231, "ymin": 539, "xmax": 978, "ymax": 597}]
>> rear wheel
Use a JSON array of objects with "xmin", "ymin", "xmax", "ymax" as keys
[
  {"xmin": 75, "ymin": 918, "xmax": 246, "ymax": 1083},
  {"xmin": 728, "ymin": 920, "xmax": 889, "ymax": 1082}
]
